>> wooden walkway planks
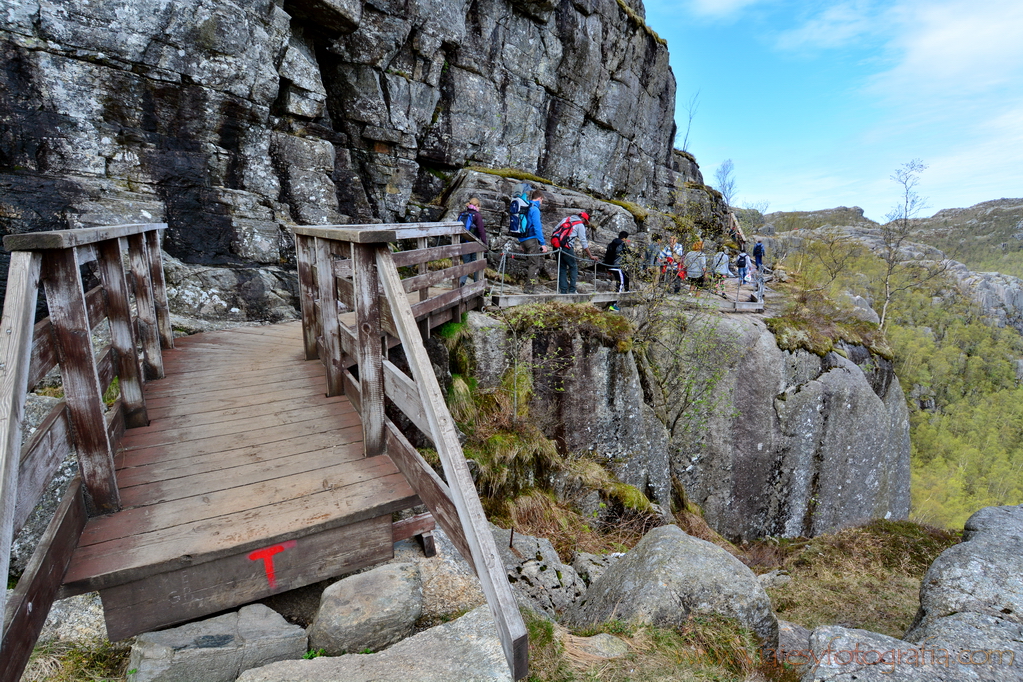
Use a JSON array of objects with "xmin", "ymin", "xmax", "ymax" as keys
[{"xmin": 63, "ymin": 321, "xmax": 419, "ymax": 597}]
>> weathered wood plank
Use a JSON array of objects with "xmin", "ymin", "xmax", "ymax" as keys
[
  {"xmin": 127, "ymin": 232, "xmax": 163, "ymax": 380},
  {"xmin": 99, "ymin": 515, "xmax": 392, "ymax": 640},
  {"xmin": 144, "ymin": 229, "xmax": 174, "ymax": 350},
  {"xmin": 391, "ymin": 241, "xmax": 482, "ymax": 268},
  {"xmin": 330, "ymin": 257, "xmax": 353, "ymax": 280},
  {"xmin": 143, "ymin": 363, "xmax": 324, "ymax": 399},
  {"xmin": 0, "ymin": 251, "xmax": 42, "ymax": 649},
  {"xmin": 145, "ymin": 384, "xmax": 343, "ymax": 422},
  {"xmin": 27, "ymin": 285, "xmax": 108, "ymax": 391},
  {"xmin": 295, "ymin": 234, "xmax": 320, "ymax": 360},
  {"xmin": 383, "ymin": 360, "xmax": 431, "ymax": 436},
  {"xmin": 399, "ymin": 256, "xmax": 485, "ymax": 294},
  {"xmin": 293, "ymin": 221, "xmax": 462, "ymax": 243},
  {"xmin": 391, "ymin": 512, "xmax": 436, "ymax": 543},
  {"xmin": 96, "ymin": 238, "xmax": 148, "ymax": 428},
  {"xmin": 3, "ymin": 223, "xmax": 167, "ymax": 251},
  {"xmin": 42, "ymin": 248, "xmax": 119, "ymax": 513},
  {"xmin": 409, "ymin": 278, "xmax": 485, "ymax": 320},
  {"xmin": 376, "ymin": 247, "xmax": 527, "ymax": 679},
  {"xmin": 14, "ymin": 402, "xmax": 72, "ymax": 535},
  {"xmin": 65, "ymin": 469, "xmax": 417, "ymax": 591},
  {"xmin": 116, "ymin": 424, "xmax": 364, "ymax": 487},
  {"xmin": 123, "ymin": 392, "xmax": 344, "ymax": 434},
  {"xmin": 1, "ymin": 479, "xmax": 86, "ymax": 682},
  {"xmin": 384, "ymin": 423, "xmax": 472, "ymax": 565},
  {"xmin": 353, "ymin": 244, "xmax": 384, "ymax": 457},
  {"xmin": 315, "ymin": 237, "xmax": 344, "ymax": 396},
  {"xmin": 118, "ymin": 402, "xmax": 356, "ymax": 452}
]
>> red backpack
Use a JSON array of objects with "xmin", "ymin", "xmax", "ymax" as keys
[{"xmin": 550, "ymin": 216, "xmax": 584, "ymax": 249}]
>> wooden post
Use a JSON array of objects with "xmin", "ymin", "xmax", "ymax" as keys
[
  {"xmin": 314, "ymin": 237, "xmax": 343, "ymax": 396},
  {"xmin": 353, "ymin": 243, "xmax": 384, "ymax": 457},
  {"xmin": 126, "ymin": 233, "xmax": 163, "ymax": 380},
  {"xmin": 295, "ymin": 234, "xmax": 319, "ymax": 360},
  {"xmin": 417, "ymin": 237, "xmax": 430, "ymax": 340},
  {"xmin": 376, "ymin": 247, "xmax": 528, "ymax": 679},
  {"xmin": 0, "ymin": 251, "xmax": 42, "ymax": 650},
  {"xmin": 144, "ymin": 229, "xmax": 174, "ymax": 350},
  {"xmin": 96, "ymin": 239, "xmax": 148, "ymax": 429},
  {"xmin": 42, "ymin": 248, "xmax": 120, "ymax": 513}
]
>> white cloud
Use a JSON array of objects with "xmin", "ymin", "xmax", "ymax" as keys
[{"xmin": 774, "ymin": 1, "xmax": 883, "ymax": 51}]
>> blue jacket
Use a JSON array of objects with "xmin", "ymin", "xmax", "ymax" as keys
[{"xmin": 519, "ymin": 200, "xmax": 544, "ymax": 245}]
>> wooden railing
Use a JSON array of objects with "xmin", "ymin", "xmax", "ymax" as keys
[
  {"xmin": 293, "ymin": 222, "xmax": 528, "ymax": 680},
  {"xmin": 0, "ymin": 224, "xmax": 172, "ymax": 682}
]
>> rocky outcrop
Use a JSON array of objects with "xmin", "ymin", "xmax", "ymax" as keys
[
  {"xmin": 492, "ymin": 525, "xmax": 585, "ymax": 619},
  {"xmin": 0, "ymin": 0, "xmax": 723, "ymax": 315},
  {"xmin": 666, "ymin": 315, "xmax": 910, "ymax": 542},
  {"xmin": 800, "ymin": 504, "xmax": 1023, "ymax": 682},
  {"xmin": 570, "ymin": 525, "xmax": 779, "ymax": 648}
]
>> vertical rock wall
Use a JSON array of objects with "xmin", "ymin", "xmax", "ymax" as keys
[{"xmin": 0, "ymin": 0, "xmax": 707, "ymax": 314}]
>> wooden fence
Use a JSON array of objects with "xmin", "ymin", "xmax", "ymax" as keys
[
  {"xmin": 293, "ymin": 222, "xmax": 528, "ymax": 679},
  {"xmin": 0, "ymin": 224, "xmax": 172, "ymax": 681}
]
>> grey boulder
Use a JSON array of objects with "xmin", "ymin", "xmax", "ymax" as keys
[
  {"xmin": 308, "ymin": 562, "xmax": 423, "ymax": 655},
  {"xmin": 127, "ymin": 604, "xmax": 306, "ymax": 682},
  {"xmin": 569, "ymin": 525, "xmax": 778, "ymax": 649}
]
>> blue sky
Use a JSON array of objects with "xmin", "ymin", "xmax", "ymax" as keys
[{"xmin": 643, "ymin": 0, "xmax": 1023, "ymax": 221}]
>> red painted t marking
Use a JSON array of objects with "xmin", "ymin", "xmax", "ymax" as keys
[{"xmin": 248, "ymin": 540, "xmax": 297, "ymax": 589}]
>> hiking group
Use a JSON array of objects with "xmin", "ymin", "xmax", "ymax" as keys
[{"xmin": 457, "ymin": 184, "xmax": 765, "ymax": 298}]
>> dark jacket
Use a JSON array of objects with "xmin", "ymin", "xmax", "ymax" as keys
[
  {"xmin": 519, "ymin": 200, "xmax": 544, "ymax": 245},
  {"xmin": 603, "ymin": 237, "xmax": 629, "ymax": 266}
]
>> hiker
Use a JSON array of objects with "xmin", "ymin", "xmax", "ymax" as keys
[
  {"xmin": 519, "ymin": 189, "xmax": 548, "ymax": 292},
  {"xmin": 659, "ymin": 235, "xmax": 686, "ymax": 293},
  {"xmin": 753, "ymin": 239, "xmax": 765, "ymax": 271},
  {"xmin": 603, "ymin": 230, "xmax": 631, "ymax": 292},
  {"xmin": 508, "ymin": 183, "xmax": 531, "ymax": 237},
  {"xmin": 552, "ymin": 211, "xmax": 597, "ymax": 294},
  {"xmin": 710, "ymin": 244, "xmax": 731, "ymax": 294},
  {"xmin": 458, "ymin": 197, "xmax": 487, "ymax": 287},
  {"xmin": 683, "ymin": 240, "xmax": 707, "ymax": 291},
  {"xmin": 735, "ymin": 249, "xmax": 750, "ymax": 284}
]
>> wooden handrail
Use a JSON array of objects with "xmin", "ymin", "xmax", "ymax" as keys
[
  {"xmin": 0, "ymin": 223, "xmax": 171, "ymax": 682},
  {"xmin": 292, "ymin": 222, "xmax": 527, "ymax": 679}
]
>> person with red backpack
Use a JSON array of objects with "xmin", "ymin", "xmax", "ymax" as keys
[
  {"xmin": 551, "ymin": 211, "xmax": 597, "ymax": 294},
  {"xmin": 457, "ymin": 197, "xmax": 487, "ymax": 287}
]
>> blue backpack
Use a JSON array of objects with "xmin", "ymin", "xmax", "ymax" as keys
[
  {"xmin": 508, "ymin": 183, "xmax": 531, "ymax": 236},
  {"xmin": 458, "ymin": 210, "xmax": 478, "ymax": 236}
]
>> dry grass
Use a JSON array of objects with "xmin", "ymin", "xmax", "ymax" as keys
[
  {"xmin": 746, "ymin": 520, "xmax": 960, "ymax": 638},
  {"xmin": 22, "ymin": 638, "xmax": 132, "ymax": 682}
]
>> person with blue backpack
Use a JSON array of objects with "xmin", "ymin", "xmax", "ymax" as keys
[
  {"xmin": 457, "ymin": 197, "xmax": 487, "ymax": 287},
  {"xmin": 519, "ymin": 190, "xmax": 548, "ymax": 292}
]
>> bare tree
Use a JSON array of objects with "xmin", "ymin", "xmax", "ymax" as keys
[
  {"xmin": 714, "ymin": 159, "xmax": 737, "ymax": 207},
  {"xmin": 678, "ymin": 90, "xmax": 700, "ymax": 152},
  {"xmin": 877, "ymin": 159, "xmax": 932, "ymax": 329}
]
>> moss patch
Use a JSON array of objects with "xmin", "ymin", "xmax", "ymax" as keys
[
  {"xmin": 504, "ymin": 302, "xmax": 634, "ymax": 353},
  {"xmin": 607, "ymin": 198, "xmax": 650, "ymax": 223}
]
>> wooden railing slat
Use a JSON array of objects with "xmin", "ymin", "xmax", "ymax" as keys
[
  {"xmin": 314, "ymin": 237, "xmax": 344, "ymax": 396},
  {"xmin": 96, "ymin": 238, "xmax": 147, "ymax": 428},
  {"xmin": 144, "ymin": 230, "xmax": 174, "ymax": 350},
  {"xmin": 295, "ymin": 234, "xmax": 319, "ymax": 361},
  {"xmin": 14, "ymin": 402, "xmax": 72, "ymax": 535},
  {"xmin": 127, "ymin": 233, "xmax": 164, "ymax": 380},
  {"xmin": 0, "ymin": 251, "xmax": 42, "ymax": 652},
  {"xmin": 382, "ymin": 360, "xmax": 431, "ymax": 437},
  {"xmin": 3, "ymin": 223, "xmax": 167, "ymax": 252},
  {"xmin": 390, "ymin": 241, "xmax": 483, "ymax": 268},
  {"xmin": 0, "ymin": 478, "xmax": 86, "ymax": 682},
  {"xmin": 27, "ymin": 285, "xmax": 108, "ymax": 391},
  {"xmin": 293, "ymin": 221, "xmax": 463, "ymax": 244},
  {"xmin": 375, "ymin": 247, "xmax": 528, "ymax": 679},
  {"xmin": 354, "ymin": 244, "xmax": 385, "ymax": 457},
  {"xmin": 42, "ymin": 248, "xmax": 119, "ymax": 513},
  {"xmin": 399, "ymin": 257, "xmax": 486, "ymax": 294}
]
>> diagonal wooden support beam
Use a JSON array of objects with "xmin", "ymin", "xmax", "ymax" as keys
[{"xmin": 375, "ymin": 247, "xmax": 528, "ymax": 680}]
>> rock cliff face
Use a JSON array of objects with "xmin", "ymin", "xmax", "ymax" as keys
[
  {"xmin": 0, "ymin": 0, "xmax": 706, "ymax": 308},
  {"xmin": 464, "ymin": 311, "xmax": 911, "ymax": 541},
  {"xmin": 668, "ymin": 316, "xmax": 910, "ymax": 542}
]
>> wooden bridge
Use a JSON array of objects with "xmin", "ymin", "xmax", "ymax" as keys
[{"xmin": 0, "ymin": 222, "xmax": 527, "ymax": 680}]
